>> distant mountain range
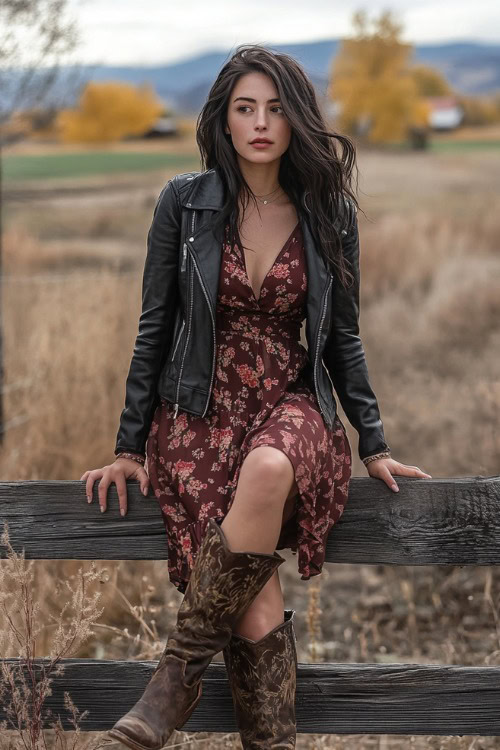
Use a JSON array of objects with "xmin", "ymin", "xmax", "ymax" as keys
[{"xmin": 3, "ymin": 39, "xmax": 500, "ymax": 115}]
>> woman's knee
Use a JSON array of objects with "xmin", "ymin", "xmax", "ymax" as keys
[
  {"xmin": 241, "ymin": 446, "xmax": 295, "ymax": 499},
  {"xmin": 234, "ymin": 447, "xmax": 295, "ymax": 515}
]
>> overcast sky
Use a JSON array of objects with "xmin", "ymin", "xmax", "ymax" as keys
[{"xmin": 67, "ymin": 0, "xmax": 499, "ymax": 67}]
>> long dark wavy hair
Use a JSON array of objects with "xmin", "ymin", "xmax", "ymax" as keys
[{"xmin": 196, "ymin": 43, "xmax": 360, "ymax": 289}]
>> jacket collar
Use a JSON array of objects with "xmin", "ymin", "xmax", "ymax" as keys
[
  {"xmin": 179, "ymin": 168, "xmax": 226, "ymax": 210},
  {"xmin": 179, "ymin": 167, "xmax": 311, "ymax": 216}
]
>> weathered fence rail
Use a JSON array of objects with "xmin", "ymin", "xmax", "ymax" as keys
[{"xmin": 1, "ymin": 475, "xmax": 500, "ymax": 736}]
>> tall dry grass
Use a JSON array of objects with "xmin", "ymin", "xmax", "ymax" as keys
[
  {"xmin": 2, "ymin": 143, "xmax": 500, "ymax": 747},
  {"xmin": 0, "ymin": 523, "xmax": 108, "ymax": 749}
]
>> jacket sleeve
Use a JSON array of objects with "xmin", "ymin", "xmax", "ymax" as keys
[
  {"xmin": 114, "ymin": 178, "xmax": 181, "ymax": 458},
  {"xmin": 322, "ymin": 203, "xmax": 391, "ymax": 462}
]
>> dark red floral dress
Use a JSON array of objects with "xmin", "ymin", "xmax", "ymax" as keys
[{"xmin": 146, "ymin": 220, "xmax": 352, "ymax": 594}]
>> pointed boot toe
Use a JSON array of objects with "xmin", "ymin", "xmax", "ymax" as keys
[
  {"xmin": 108, "ymin": 718, "xmax": 158, "ymax": 750},
  {"xmin": 108, "ymin": 654, "xmax": 201, "ymax": 750}
]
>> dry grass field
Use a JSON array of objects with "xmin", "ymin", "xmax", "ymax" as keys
[{"xmin": 1, "ymin": 128, "xmax": 500, "ymax": 748}]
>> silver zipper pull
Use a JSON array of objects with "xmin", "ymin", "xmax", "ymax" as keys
[
  {"xmin": 173, "ymin": 403, "xmax": 179, "ymax": 419},
  {"xmin": 181, "ymin": 243, "xmax": 187, "ymax": 272}
]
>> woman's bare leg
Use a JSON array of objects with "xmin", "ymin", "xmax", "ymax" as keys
[{"xmin": 220, "ymin": 446, "xmax": 299, "ymax": 640}]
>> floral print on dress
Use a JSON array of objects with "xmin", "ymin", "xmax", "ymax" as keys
[{"xmin": 146, "ymin": 220, "xmax": 352, "ymax": 594}]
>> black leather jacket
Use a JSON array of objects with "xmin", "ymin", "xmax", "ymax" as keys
[{"xmin": 114, "ymin": 168, "xmax": 391, "ymax": 462}]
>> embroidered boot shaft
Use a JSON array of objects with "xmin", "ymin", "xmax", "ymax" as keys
[
  {"xmin": 223, "ymin": 608, "xmax": 298, "ymax": 749},
  {"xmin": 108, "ymin": 517, "xmax": 285, "ymax": 750}
]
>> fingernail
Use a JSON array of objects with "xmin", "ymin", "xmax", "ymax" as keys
[
  {"xmin": 142, "ymin": 488, "xmax": 147, "ymax": 496},
  {"xmin": 392, "ymin": 484, "xmax": 399, "ymax": 492},
  {"xmin": 120, "ymin": 509, "xmax": 126, "ymax": 517},
  {"xmin": 87, "ymin": 496, "xmax": 91, "ymax": 503},
  {"xmin": 100, "ymin": 506, "xmax": 105, "ymax": 513}
]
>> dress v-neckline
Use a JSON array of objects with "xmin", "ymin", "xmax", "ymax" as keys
[{"xmin": 237, "ymin": 221, "xmax": 300, "ymax": 304}]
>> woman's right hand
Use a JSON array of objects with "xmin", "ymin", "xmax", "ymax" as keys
[{"xmin": 80, "ymin": 458, "xmax": 149, "ymax": 517}]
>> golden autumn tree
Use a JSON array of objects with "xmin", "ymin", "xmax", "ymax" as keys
[
  {"xmin": 329, "ymin": 9, "xmax": 431, "ymax": 144},
  {"xmin": 411, "ymin": 64, "xmax": 452, "ymax": 97},
  {"xmin": 56, "ymin": 81, "xmax": 164, "ymax": 143}
]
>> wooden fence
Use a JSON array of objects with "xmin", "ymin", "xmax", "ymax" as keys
[{"xmin": 1, "ymin": 475, "xmax": 500, "ymax": 736}]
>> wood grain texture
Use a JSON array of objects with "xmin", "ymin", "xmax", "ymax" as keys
[
  {"xmin": 1, "ymin": 476, "xmax": 499, "ymax": 564},
  {"xmin": 1, "ymin": 658, "xmax": 499, "ymax": 735},
  {"xmin": 2, "ymin": 477, "xmax": 500, "ymax": 736}
]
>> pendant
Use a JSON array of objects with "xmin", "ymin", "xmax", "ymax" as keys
[{"xmin": 263, "ymin": 200, "xmax": 268, "ymax": 204}]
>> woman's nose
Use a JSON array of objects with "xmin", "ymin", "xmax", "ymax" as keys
[{"xmin": 254, "ymin": 110, "xmax": 270, "ymax": 128}]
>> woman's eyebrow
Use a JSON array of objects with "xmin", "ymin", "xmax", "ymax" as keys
[{"xmin": 233, "ymin": 97, "xmax": 281, "ymax": 103}]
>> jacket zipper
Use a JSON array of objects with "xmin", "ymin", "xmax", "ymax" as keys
[
  {"xmin": 302, "ymin": 192, "xmax": 334, "ymax": 426},
  {"xmin": 170, "ymin": 319, "xmax": 185, "ymax": 362},
  {"xmin": 173, "ymin": 212, "xmax": 197, "ymax": 420},
  {"xmin": 173, "ymin": 256, "xmax": 193, "ymax": 419},
  {"xmin": 189, "ymin": 251, "xmax": 216, "ymax": 417},
  {"xmin": 313, "ymin": 274, "xmax": 333, "ymax": 425},
  {"xmin": 170, "ymin": 245, "xmax": 188, "ymax": 362},
  {"xmin": 185, "ymin": 210, "xmax": 216, "ymax": 418},
  {"xmin": 174, "ymin": 259, "xmax": 216, "ymax": 419}
]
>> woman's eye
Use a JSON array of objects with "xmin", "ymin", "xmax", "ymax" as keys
[{"xmin": 236, "ymin": 105, "xmax": 283, "ymax": 113}]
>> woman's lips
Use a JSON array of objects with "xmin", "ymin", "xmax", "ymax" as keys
[{"xmin": 250, "ymin": 141, "xmax": 272, "ymax": 149}]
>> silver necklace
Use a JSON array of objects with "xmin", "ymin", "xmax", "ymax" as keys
[{"xmin": 253, "ymin": 186, "xmax": 283, "ymax": 205}]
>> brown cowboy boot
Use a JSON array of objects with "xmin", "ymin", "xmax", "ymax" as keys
[
  {"xmin": 223, "ymin": 608, "xmax": 298, "ymax": 749},
  {"xmin": 108, "ymin": 517, "xmax": 285, "ymax": 750}
]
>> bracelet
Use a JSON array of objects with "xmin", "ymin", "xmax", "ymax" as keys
[
  {"xmin": 115, "ymin": 452, "xmax": 146, "ymax": 466},
  {"xmin": 362, "ymin": 450, "xmax": 391, "ymax": 466}
]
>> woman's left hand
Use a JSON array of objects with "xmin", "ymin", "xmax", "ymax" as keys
[{"xmin": 366, "ymin": 457, "xmax": 432, "ymax": 493}]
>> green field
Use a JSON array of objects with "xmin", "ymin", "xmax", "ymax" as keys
[
  {"xmin": 3, "ymin": 137, "xmax": 500, "ymax": 183},
  {"xmin": 2, "ymin": 150, "xmax": 201, "ymax": 181},
  {"xmin": 430, "ymin": 139, "xmax": 500, "ymax": 151}
]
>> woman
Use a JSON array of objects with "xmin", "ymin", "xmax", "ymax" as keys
[{"xmin": 81, "ymin": 44, "xmax": 431, "ymax": 749}]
